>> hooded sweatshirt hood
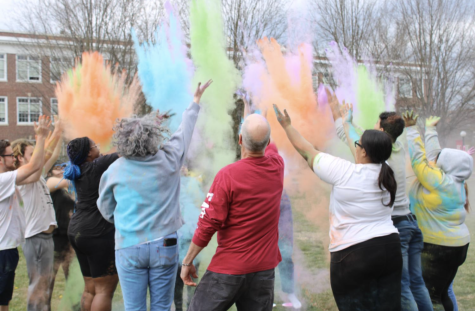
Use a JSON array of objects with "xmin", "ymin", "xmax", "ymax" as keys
[{"xmin": 436, "ymin": 148, "xmax": 473, "ymax": 181}]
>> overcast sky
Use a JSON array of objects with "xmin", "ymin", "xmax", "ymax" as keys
[{"xmin": 0, "ymin": 0, "xmax": 18, "ymax": 30}]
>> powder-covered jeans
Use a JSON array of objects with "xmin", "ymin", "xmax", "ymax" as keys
[
  {"xmin": 116, "ymin": 232, "xmax": 178, "ymax": 311},
  {"xmin": 393, "ymin": 218, "xmax": 433, "ymax": 311},
  {"xmin": 23, "ymin": 232, "xmax": 55, "ymax": 311}
]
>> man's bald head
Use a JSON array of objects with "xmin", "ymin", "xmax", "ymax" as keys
[{"xmin": 241, "ymin": 114, "xmax": 271, "ymax": 153}]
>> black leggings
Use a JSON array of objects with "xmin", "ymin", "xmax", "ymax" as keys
[
  {"xmin": 421, "ymin": 243, "xmax": 469, "ymax": 311},
  {"xmin": 330, "ymin": 233, "xmax": 402, "ymax": 311}
]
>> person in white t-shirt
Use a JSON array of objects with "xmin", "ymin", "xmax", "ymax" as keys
[
  {"xmin": 0, "ymin": 116, "xmax": 51, "ymax": 311},
  {"xmin": 274, "ymin": 105, "xmax": 402, "ymax": 311},
  {"xmin": 11, "ymin": 118, "xmax": 63, "ymax": 311}
]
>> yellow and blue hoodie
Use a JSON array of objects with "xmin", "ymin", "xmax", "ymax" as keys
[{"xmin": 407, "ymin": 125, "xmax": 473, "ymax": 246}]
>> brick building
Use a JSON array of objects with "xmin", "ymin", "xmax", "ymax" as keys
[{"xmin": 0, "ymin": 31, "xmax": 64, "ymax": 141}]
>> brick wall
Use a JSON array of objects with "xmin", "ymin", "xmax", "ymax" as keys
[{"xmin": 0, "ymin": 53, "xmax": 56, "ymax": 141}]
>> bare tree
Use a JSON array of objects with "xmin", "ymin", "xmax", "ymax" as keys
[
  {"xmin": 12, "ymin": 0, "xmax": 163, "ymax": 114},
  {"xmin": 395, "ymin": 0, "xmax": 475, "ymax": 143}
]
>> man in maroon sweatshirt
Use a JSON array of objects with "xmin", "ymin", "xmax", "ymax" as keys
[{"xmin": 181, "ymin": 113, "xmax": 284, "ymax": 311}]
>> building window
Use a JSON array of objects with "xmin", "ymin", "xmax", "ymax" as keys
[
  {"xmin": 50, "ymin": 98, "xmax": 58, "ymax": 115},
  {"xmin": 17, "ymin": 97, "xmax": 42, "ymax": 124},
  {"xmin": 0, "ymin": 97, "xmax": 7, "ymax": 124},
  {"xmin": 0, "ymin": 54, "xmax": 6, "ymax": 81},
  {"xmin": 16, "ymin": 55, "xmax": 41, "ymax": 82},
  {"xmin": 399, "ymin": 77, "xmax": 413, "ymax": 98},
  {"xmin": 50, "ymin": 57, "xmax": 71, "ymax": 83}
]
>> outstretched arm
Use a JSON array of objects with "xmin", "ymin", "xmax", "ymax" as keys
[
  {"xmin": 274, "ymin": 104, "xmax": 319, "ymax": 168},
  {"xmin": 403, "ymin": 111, "xmax": 445, "ymax": 191},
  {"xmin": 43, "ymin": 117, "xmax": 64, "ymax": 173},
  {"xmin": 340, "ymin": 103, "xmax": 360, "ymax": 161},
  {"xmin": 163, "ymin": 80, "xmax": 212, "ymax": 169},
  {"xmin": 16, "ymin": 116, "xmax": 51, "ymax": 185},
  {"xmin": 425, "ymin": 116, "xmax": 442, "ymax": 162}
]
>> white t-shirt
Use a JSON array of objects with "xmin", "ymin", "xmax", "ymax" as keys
[
  {"xmin": 0, "ymin": 171, "xmax": 26, "ymax": 250},
  {"xmin": 18, "ymin": 176, "xmax": 57, "ymax": 238},
  {"xmin": 313, "ymin": 153, "xmax": 398, "ymax": 252}
]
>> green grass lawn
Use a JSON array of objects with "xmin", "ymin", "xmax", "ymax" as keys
[{"xmin": 9, "ymin": 192, "xmax": 475, "ymax": 310}]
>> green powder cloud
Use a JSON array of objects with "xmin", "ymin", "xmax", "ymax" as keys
[{"xmin": 190, "ymin": 0, "xmax": 241, "ymax": 179}]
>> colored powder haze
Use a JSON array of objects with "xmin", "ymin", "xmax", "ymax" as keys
[
  {"xmin": 188, "ymin": 0, "xmax": 241, "ymax": 181},
  {"xmin": 133, "ymin": 2, "xmax": 194, "ymax": 132},
  {"xmin": 56, "ymin": 52, "xmax": 140, "ymax": 151}
]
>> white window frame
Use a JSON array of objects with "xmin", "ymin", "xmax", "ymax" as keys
[
  {"xmin": 0, "ymin": 97, "xmax": 8, "ymax": 125},
  {"xmin": 16, "ymin": 55, "xmax": 42, "ymax": 83},
  {"xmin": 17, "ymin": 97, "xmax": 42, "ymax": 125},
  {"xmin": 50, "ymin": 57, "xmax": 71, "ymax": 83},
  {"xmin": 50, "ymin": 98, "xmax": 58, "ymax": 117},
  {"xmin": 0, "ymin": 54, "xmax": 6, "ymax": 82}
]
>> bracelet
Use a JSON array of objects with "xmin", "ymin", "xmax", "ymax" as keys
[{"xmin": 182, "ymin": 262, "xmax": 192, "ymax": 266}]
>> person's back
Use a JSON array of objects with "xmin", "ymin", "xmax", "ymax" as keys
[
  {"xmin": 409, "ymin": 147, "xmax": 471, "ymax": 246},
  {"xmin": 69, "ymin": 153, "xmax": 118, "ymax": 238},
  {"xmin": 387, "ymin": 141, "xmax": 411, "ymax": 215},
  {"xmin": 194, "ymin": 143, "xmax": 284, "ymax": 273},
  {"xmin": 181, "ymin": 113, "xmax": 284, "ymax": 311}
]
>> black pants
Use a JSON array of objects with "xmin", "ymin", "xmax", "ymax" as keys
[
  {"xmin": 330, "ymin": 233, "xmax": 402, "ymax": 311},
  {"xmin": 175, "ymin": 263, "xmax": 200, "ymax": 311},
  {"xmin": 188, "ymin": 269, "xmax": 275, "ymax": 311},
  {"xmin": 421, "ymin": 242, "xmax": 469, "ymax": 311}
]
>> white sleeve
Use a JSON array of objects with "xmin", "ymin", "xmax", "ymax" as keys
[
  {"xmin": 312, "ymin": 153, "xmax": 354, "ymax": 186},
  {"xmin": 0, "ymin": 171, "xmax": 17, "ymax": 201}
]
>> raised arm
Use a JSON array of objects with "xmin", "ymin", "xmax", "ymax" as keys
[
  {"xmin": 163, "ymin": 80, "xmax": 212, "ymax": 169},
  {"xmin": 44, "ymin": 117, "xmax": 64, "ymax": 173},
  {"xmin": 424, "ymin": 116, "xmax": 442, "ymax": 162},
  {"xmin": 403, "ymin": 111, "xmax": 445, "ymax": 191},
  {"xmin": 274, "ymin": 104, "xmax": 319, "ymax": 168},
  {"xmin": 340, "ymin": 103, "xmax": 362, "ymax": 161},
  {"xmin": 16, "ymin": 116, "xmax": 51, "ymax": 185}
]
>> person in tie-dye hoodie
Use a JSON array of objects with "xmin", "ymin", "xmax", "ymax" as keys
[{"xmin": 403, "ymin": 111, "xmax": 473, "ymax": 311}]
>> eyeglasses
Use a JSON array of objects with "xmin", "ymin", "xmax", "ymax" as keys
[
  {"xmin": 0, "ymin": 153, "xmax": 14, "ymax": 158},
  {"xmin": 354, "ymin": 140, "xmax": 363, "ymax": 149},
  {"xmin": 53, "ymin": 163, "xmax": 68, "ymax": 170}
]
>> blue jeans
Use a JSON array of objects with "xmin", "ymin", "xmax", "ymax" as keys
[
  {"xmin": 448, "ymin": 282, "xmax": 457, "ymax": 311},
  {"xmin": 394, "ymin": 219, "xmax": 433, "ymax": 311},
  {"xmin": 116, "ymin": 233, "xmax": 179, "ymax": 311}
]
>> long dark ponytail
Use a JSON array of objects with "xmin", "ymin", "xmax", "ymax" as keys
[{"xmin": 361, "ymin": 130, "xmax": 397, "ymax": 207}]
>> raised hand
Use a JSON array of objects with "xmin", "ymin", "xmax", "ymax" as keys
[
  {"xmin": 326, "ymin": 89, "xmax": 341, "ymax": 121},
  {"xmin": 53, "ymin": 115, "xmax": 64, "ymax": 132},
  {"xmin": 340, "ymin": 102, "xmax": 353, "ymax": 123},
  {"xmin": 193, "ymin": 79, "xmax": 213, "ymax": 104},
  {"xmin": 464, "ymin": 146, "xmax": 475, "ymax": 156},
  {"xmin": 402, "ymin": 110, "xmax": 419, "ymax": 127},
  {"xmin": 426, "ymin": 116, "xmax": 440, "ymax": 127},
  {"xmin": 34, "ymin": 115, "xmax": 52, "ymax": 138},
  {"xmin": 273, "ymin": 104, "xmax": 291, "ymax": 128}
]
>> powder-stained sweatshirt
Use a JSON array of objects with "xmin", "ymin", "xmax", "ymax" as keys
[
  {"xmin": 335, "ymin": 118, "xmax": 411, "ymax": 215},
  {"xmin": 97, "ymin": 102, "xmax": 200, "ymax": 250},
  {"xmin": 407, "ymin": 126, "xmax": 473, "ymax": 246}
]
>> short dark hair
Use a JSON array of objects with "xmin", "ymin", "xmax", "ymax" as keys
[
  {"xmin": 0, "ymin": 140, "xmax": 10, "ymax": 156},
  {"xmin": 379, "ymin": 112, "xmax": 405, "ymax": 142}
]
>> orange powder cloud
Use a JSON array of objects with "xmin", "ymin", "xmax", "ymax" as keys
[{"xmin": 56, "ymin": 52, "xmax": 141, "ymax": 151}]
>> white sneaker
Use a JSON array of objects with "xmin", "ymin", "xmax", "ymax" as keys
[{"xmin": 287, "ymin": 293, "xmax": 302, "ymax": 309}]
